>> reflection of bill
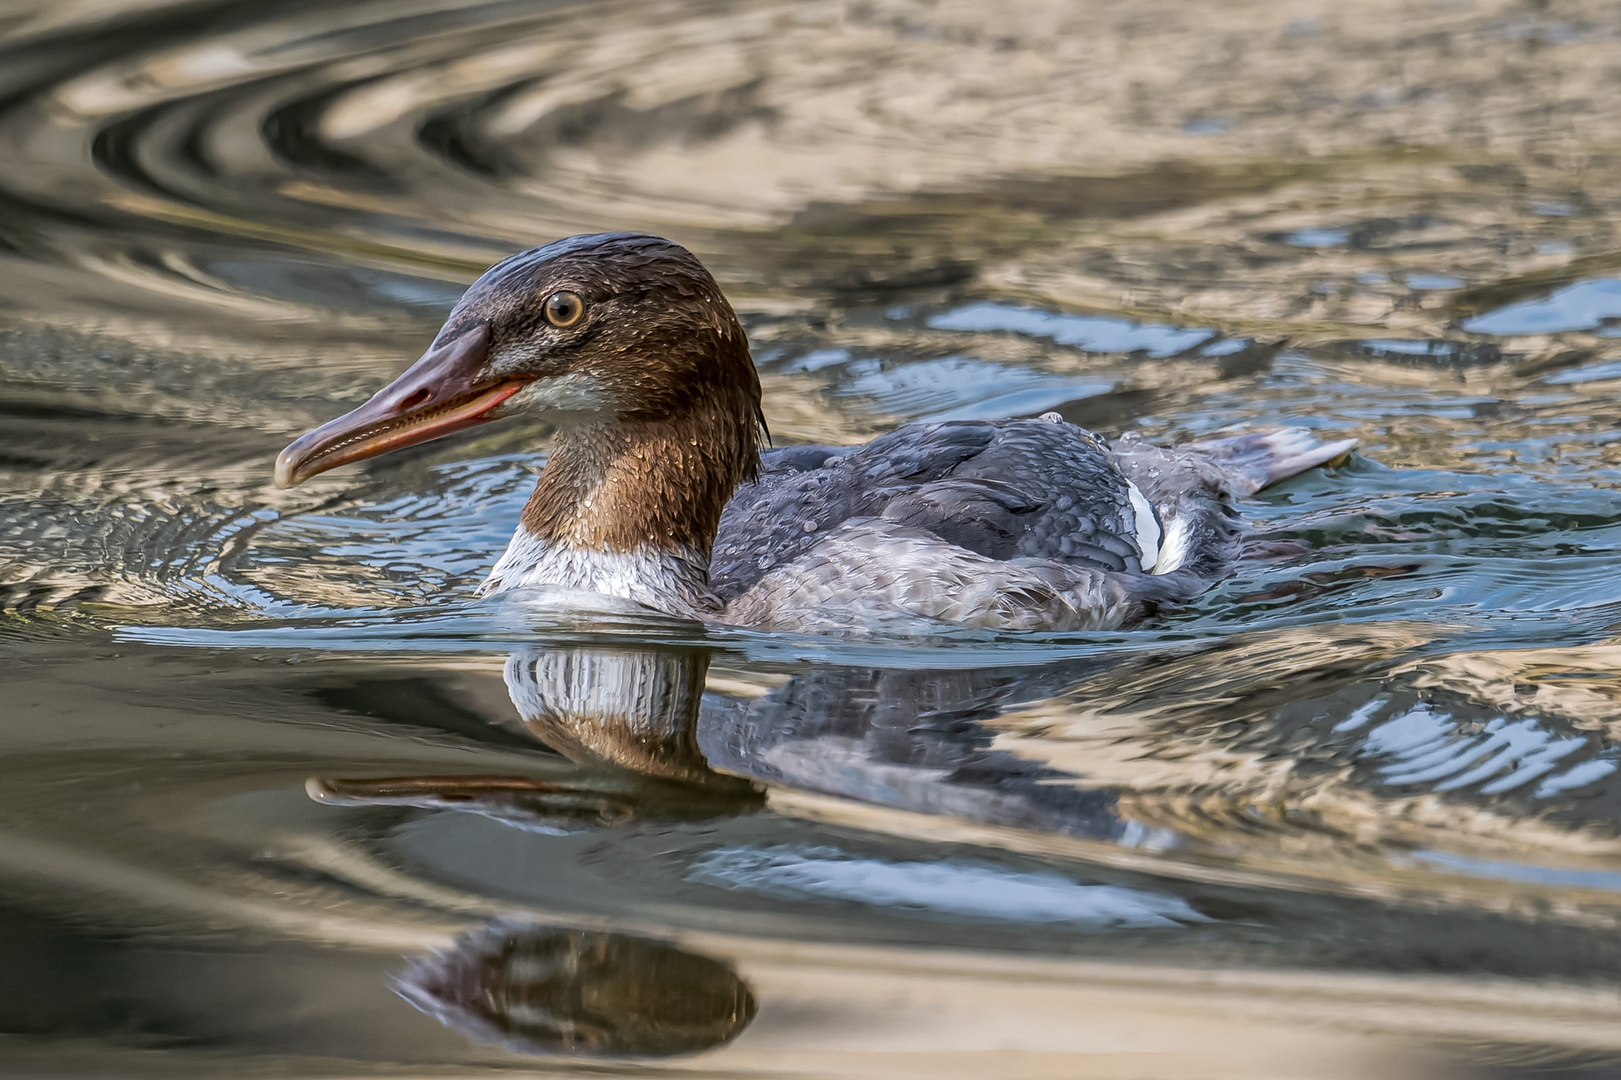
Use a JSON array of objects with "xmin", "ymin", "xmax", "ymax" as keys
[
  {"xmin": 307, "ymin": 773, "xmax": 648, "ymax": 831},
  {"xmin": 310, "ymin": 645, "xmax": 764, "ymax": 831},
  {"xmin": 395, "ymin": 922, "xmax": 756, "ymax": 1057}
]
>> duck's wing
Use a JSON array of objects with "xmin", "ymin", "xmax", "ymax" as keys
[
  {"xmin": 757, "ymin": 444, "xmax": 852, "ymax": 473},
  {"xmin": 712, "ymin": 420, "xmax": 1153, "ymax": 602},
  {"xmin": 711, "ymin": 422, "xmax": 994, "ymax": 601}
]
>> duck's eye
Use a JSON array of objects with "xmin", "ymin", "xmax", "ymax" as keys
[{"xmin": 543, "ymin": 291, "xmax": 584, "ymax": 328}]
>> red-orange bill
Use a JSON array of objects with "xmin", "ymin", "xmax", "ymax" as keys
[{"xmin": 273, "ymin": 322, "xmax": 529, "ymax": 488}]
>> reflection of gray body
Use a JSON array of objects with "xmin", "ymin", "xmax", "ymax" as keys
[
  {"xmin": 697, "ymin": 663, "xmax": 1125, "ymax": 839},
  {"xmin": 490, "ymin": 645, "xmax": 1125, "ymax": 837}
]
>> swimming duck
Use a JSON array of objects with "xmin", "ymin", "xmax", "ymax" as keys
[{"xmin": 275, "ymin": 233, "xmax": 1354, "ymax": 633}]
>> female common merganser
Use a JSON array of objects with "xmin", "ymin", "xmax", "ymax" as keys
[{"xmin": 275, "ymin": 233, "xmax": 1354, "ymax": 633}]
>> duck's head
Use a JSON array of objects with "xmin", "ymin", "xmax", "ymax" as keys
[{"xmin": 274, "ymin": 233, "xmax": 763, "ymax": 491}]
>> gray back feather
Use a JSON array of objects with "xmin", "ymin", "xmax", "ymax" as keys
[{"xmin": 712, "ymin": 419, "xmax": 1145, "ymax": 602}]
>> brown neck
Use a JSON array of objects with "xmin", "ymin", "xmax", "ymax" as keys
[{"xmin": 519, "ymin": 393, "xmax": 760, "ymax": 558}]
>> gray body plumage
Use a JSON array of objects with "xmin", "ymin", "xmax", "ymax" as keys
[{"xmin": 709, "ymin": 417, "xmax": 1353, "ymax": 633}]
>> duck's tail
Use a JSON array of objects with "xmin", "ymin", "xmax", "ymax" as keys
[
  {"xmin": 1185, "ymin": 428, "xmax": 1357, "ymax": 497},
  {"xmin": 1107, "ymin": 426, "xmax": 1356, "ymax": 586}
]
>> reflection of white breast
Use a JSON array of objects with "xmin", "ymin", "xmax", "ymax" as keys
[{"xmin": 505, "ymin": 648, "xmax": 704, "ymax": 731}]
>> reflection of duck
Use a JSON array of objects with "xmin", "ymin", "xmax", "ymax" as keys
[
  {"xmin": 275, "ymin": 232, "xmax": 1354, "ymax": 632},
  {"xmin": 312, "ymin": 640, "xmax": 1129, "ymax": 840}
]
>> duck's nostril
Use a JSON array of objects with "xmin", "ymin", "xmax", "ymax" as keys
[{"xmin": 398, "ymin": 388, "xmax": 432, "ymax": 411}]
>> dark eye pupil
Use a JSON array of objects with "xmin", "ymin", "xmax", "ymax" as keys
[{"xmin": 547, "ymin": 293, "xmax": 580, "ymax": 325}]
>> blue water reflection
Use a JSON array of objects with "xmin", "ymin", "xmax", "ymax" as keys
[
  {"xmin": 926, "ymin": 301, "xmax": 1213, "ymax": 357},
  {"xmin": 1464, "ymin": 277, "xmax": 1621, "ymax": 335}
]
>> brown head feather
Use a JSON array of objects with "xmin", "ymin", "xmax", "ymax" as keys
[{"xmin": 456, "ymin": 234, "xmax": 761, "ymax": 556}]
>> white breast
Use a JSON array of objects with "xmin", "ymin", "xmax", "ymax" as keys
[{"xmin": 480, "ymin": 528, "xmax": 713, "ymax": 617}]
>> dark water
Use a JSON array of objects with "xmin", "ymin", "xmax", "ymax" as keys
[{"xmin": 6, "ymin": 0, "xmax": 1621, "ymax": 1075}]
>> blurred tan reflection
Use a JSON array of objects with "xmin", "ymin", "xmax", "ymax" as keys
[{"xmin": 395, "ymin": 922, "xmax": 757, "ymax": 1057}]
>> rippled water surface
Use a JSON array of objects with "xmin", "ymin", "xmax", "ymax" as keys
[{"xmin": 9, "ymin": 0, "xmax": 1621, "ymax": 1076}]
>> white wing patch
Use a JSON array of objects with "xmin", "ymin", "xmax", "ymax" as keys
[
  {"xmin": 1125, "ymin": 481, "xmax": 1161, "ymax": 572},
  {"xmin": 1152, "ymin": 515, "xmax": 1192, "ymax": 575}
]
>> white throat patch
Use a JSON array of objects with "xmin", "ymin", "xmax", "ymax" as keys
[{"xmin": 480, "ymin": 529, "xmax": 714, "ymax": 617}]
